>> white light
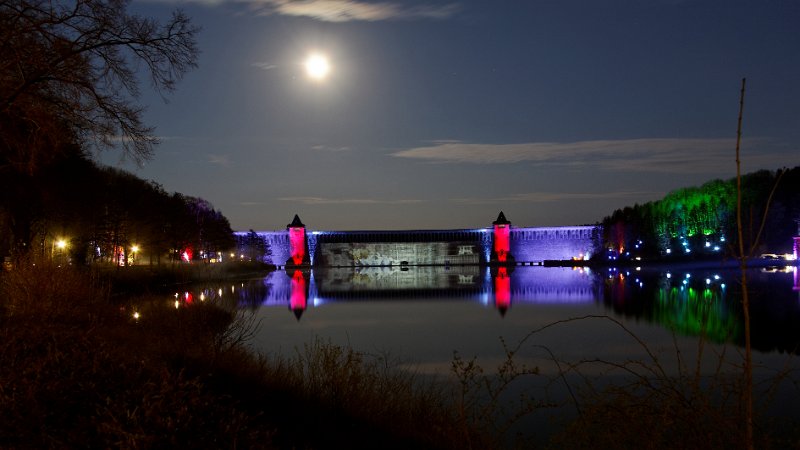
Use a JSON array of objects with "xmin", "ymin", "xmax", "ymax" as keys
[{"xmin": 305, "ymin": 53, "xmax": 330, "ymax": 80}]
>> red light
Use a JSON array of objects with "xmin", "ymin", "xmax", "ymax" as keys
[
  {"xmin": 494, "ymin": 267, "xmax": 511, "ymax": 311},
  {"xmin": 289, "ymin": 227, "xmax": 305, "ymax": 265},
  {"xmin": 493, "ymin": 224, "xmax": 510, "ymax": 262},
  {"xmin": 290, "ymin": 270, "xmax": 307, "ymax": 312},
  {"xmin": 181, "ymin": 248, "xmax": 193, "ymax": 262}
]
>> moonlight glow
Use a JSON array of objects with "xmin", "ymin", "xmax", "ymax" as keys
[{"xmin": 304, "ymin": 53, "xmax": 330, "ymax": 80}]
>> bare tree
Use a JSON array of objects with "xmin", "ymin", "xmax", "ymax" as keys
[{"xmin": 0, "ymin": 0, "xmax": 199, "ymax": 173}]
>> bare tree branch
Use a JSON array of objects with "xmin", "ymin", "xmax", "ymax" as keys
[{"xmin": 0, "ymin": 0, "xmax": 199, "ymax": 172}]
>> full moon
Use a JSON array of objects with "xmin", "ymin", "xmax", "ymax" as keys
[{"xmin": 304, "ymin": 54, "xmax": 330, "ymax": 81}]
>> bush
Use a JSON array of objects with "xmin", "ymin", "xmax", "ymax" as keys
[{"xmin": 0, "ymin": 263, "xmax": 276, "ymax": 449}]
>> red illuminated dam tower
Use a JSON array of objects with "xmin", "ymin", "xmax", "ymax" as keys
[
  {"xmin": 286, "ymin": 214, "xmax": 311, "ymax": 267},
  {"xmin": 491, "ymin": 211, "xmax": 515, "ymax": 265}
]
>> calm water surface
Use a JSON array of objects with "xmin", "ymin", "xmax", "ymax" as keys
[
  {"xmin": 166, "ymin": 265, "xmax": 800, "ymax": 378},
  {"xmin": 165, "ymin": 264, "xmax": 800, "ymax": 440}
]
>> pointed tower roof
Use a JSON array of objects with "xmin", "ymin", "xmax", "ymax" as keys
[
  {"xmin": 492, "ymin": 211, "xmax": 510, "ymax": 225},
  {"xmin": 287, "ymin": 214, "xmax": 305, "ymax": 228}
]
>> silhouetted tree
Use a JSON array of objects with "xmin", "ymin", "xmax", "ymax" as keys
[
  {"xmin": 0, "ymin": 0, "xmax": 199, "ymax": 174},
  {"xmin": 0, "ymin": 0, "xmax": 198, "ymax": 258},
  {"xmin": 238, "ymin": 230, "xmax": 270, "ymax": 263}
]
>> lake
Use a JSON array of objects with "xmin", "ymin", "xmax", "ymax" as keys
[
  {"xmin": 220, "ymin": 265, "xmax": 800, "ymax": 368},
  {"xmin": 170, "ymin": 264, "xmax": 800, "ymax": 442}
]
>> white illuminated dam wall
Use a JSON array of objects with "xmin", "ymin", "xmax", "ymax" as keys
[{"xmin": 236, "ymin": 225, "xmax": 601, "ymax": 266}]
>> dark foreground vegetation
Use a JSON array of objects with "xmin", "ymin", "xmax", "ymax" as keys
[
  {"xmin": 3, "ymin": 262, "xmax": 799, "ymax": 449},
  {"xmin": 0, "ymin": 262, "xmax": 482, "ymax": 449}
]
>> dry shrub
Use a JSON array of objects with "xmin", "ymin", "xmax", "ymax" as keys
[
  {"xmin": 0, "ymin": 263, "xmax": 277, "ymax": 449},
  {"xmin": 535, "ymin": 316, "xmax": 800, "ymax": 449},
  {"xmin": 0, "ymin": 258, "xmax": 108, "ymax": 322},
  {"xmin": 258, "ymin": 337, "xmax": 470, "ymax": 449}
]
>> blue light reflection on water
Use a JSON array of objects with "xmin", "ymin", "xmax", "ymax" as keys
[
  {"xmin": 232, "ymin": 265, "xmax": 800, "ymax": 378},
  {"xmin": 169, "ymin": 265, "xmax": 800, "ymax": 443}
]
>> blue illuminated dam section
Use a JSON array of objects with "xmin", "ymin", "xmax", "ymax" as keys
[{"xmin": 235, "ymin": 225, "xmax": 601, "ymax": 267}]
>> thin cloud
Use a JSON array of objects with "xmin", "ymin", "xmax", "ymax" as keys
[
  {"xmin": 453, "ymin": 191, "xmax": 658, "ymax": 205},
  {"xmin": 207, "ymin": 153, "xmax": 231, "ymax": 166},
  {"xmin": 251, "ymin": 62, "xmax": 278, "ymax": 70},
  {"xmin": 392, "ymin": 138, "xmax": 784, "ymax": 173},
  {"xmin": 279, "ymin": 196, "xmax": 423, "ymax": 205},
  {"xmin": 311, "ymin": 144, "xmax": 351, "ymax": 152},
  {"xmin": 138, "ymin": 0, "xmax": 460, "ymax": 22},
  {"xmin": 262, "ymin": 0, "xmax": 460, "ymax": 21}
]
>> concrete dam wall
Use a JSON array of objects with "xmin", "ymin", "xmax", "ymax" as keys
[{"xmin": 236, "ymin": 219, "xmax": 602, "ymax": 267}]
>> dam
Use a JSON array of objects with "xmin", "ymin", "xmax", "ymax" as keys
[{"xmin": 235, "ymin": 212, "xmax": 602, "ymax": 267}]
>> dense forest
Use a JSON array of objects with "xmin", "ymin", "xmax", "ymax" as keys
[
  {"xmin": 0, "ymin": 0, "xmax": 222, "ymax": 265},
  {"xmin": 0, "ymin": 150, "xmax": 235, "ymax": 265},
  {"xmin": 601, "ymin": 167, "xmax": 800, "ymax": 261}
]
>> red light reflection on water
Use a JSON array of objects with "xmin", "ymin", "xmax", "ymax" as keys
[
  {"xmin": 290, "ymin": 270, "xmax": 307, "ymax": 317},
  {"xmin": 494, "ymin": 267, "xmax": 511, "ymax": 314}
]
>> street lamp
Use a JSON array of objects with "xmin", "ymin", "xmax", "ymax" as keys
[
  {"xmin": 130, "ymin": 245, "xmax": 140, "ymax": 266},
  {"xmin": 52, "ymin": 238, "xmax": 68, "ymax": 264}
]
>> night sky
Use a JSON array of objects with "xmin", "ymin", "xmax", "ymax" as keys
[{"xmin": 111, "ymin": 0, "xmax": 800, "ymax": 231}]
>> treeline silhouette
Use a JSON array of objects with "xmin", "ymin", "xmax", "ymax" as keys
[
  {"xmin": 601, "ymin": 167, "xmax": 800, "ymax": 259},
  {"xmin": 0, "ymin": 149, "xmax": 234, "ymax": 264},
  {"xmin": 1, "ymin": 0, "xmax": 204, "ymax": 264}
]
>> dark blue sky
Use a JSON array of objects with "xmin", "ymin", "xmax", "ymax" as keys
[{"xmin": 113, "ymin": 0, "xmax": 800, "ymax": 231}]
